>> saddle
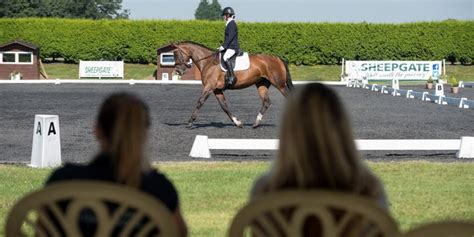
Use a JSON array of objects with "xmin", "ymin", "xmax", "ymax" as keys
[{"xmin": 220, "ymin": 51, "xmax": 250, "ymax": 72}]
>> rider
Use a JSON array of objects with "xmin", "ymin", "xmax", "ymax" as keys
[{"xmin": 218, "ymin": 7, "xmax": 239, "ymax": 89}]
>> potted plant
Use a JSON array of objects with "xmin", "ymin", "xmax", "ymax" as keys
[
  {"xmin": 449, "ymin": 76, "xmax": 459, "ymax": 94},
  {"xmin": 426, "ymin": 76, "xmax": 434, "ymax": 89}
]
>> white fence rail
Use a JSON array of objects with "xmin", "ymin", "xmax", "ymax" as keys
[
  {"xmin": 189, "ymin": 135, "xmax": 474, "ymax": 159},
  {"xmin": 347, "ymin": 79, "xmax": 474, "ymax": 109},
  {"xmin": 0, "ymin": 79, "xmax": 345, "ymax": 85}
]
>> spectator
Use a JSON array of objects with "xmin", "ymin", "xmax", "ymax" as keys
[
  {"xmin": 251, "ymin": 83, "xmax": 387, "ymax": 234},
  {"xmin": 46, "ymin": 92, "xmax": 187, "ymax": 237}
]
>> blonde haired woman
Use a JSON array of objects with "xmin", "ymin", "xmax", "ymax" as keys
[
  {"xmin": 251, "ymin": 83, "xmax": 387, "ymax": 233},
  {"xmin": 46, "ymin": 92, "xmax": 187, "ymax": 237}
]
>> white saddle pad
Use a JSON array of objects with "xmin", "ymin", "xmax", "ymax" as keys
[{"xmin": 220, "ymin": 52, "xmax": 250, "ymax": 72}]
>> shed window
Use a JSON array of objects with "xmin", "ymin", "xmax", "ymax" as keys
[
  {"xmin": 0, "ymin": 51, "xmax": 34, "ymax": 64},
  {"xmin": 19, "ymin": 53, "xmax": 33, "ymax": 63},
  {"xmin": 2, "ymin": 53, "xmax": 15, "ymax": 63},
  {"xmin": 160, "ymin": 53, "xmax": 175, "ymax": 66}
]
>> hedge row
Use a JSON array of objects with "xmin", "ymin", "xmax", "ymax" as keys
[{"xmin": 0, "ymin": 18, "xmax": 472, "ymax": 65}]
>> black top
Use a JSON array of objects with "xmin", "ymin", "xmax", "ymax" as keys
[
  {"xmin": 46, "ymin": 153, "xmax": 179, "ymax": 212},
  {"xmin": 223, "ymin": 20, "xmax": 239, "ymax": 50}
]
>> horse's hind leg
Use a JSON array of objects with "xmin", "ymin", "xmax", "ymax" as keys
[
  {"xmin": 214, "ymin": 89, "xmax": 243, "ymax": 128},
  {"xmin": 253, "ymin": 80, "xmax": 271, "ymax": 128},
  {"xmin": 188, "ymin": 88, "xmax": 213, "ymax": 128}
]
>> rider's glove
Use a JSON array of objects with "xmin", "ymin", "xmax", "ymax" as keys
[{"xmin": 218, "ymin": 46, "xmax": 225, "ymax": 51}]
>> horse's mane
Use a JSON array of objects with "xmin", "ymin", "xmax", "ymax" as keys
[{"xmin": 176, "ymin": 41, "xmax": 214, "ymax": 51}]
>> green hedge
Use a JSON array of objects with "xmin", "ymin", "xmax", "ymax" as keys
[{"xmin": 0, "ymin": 18, "xmax": 472, "ymax": 65}]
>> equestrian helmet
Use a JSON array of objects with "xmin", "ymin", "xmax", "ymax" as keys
[{"xmin": 222, "ymin": 7, "xmax": 235, "ymax": 16}]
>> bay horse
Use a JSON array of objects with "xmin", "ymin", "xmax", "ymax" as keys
[{"xmin": 164, "ymin": 41, "xmax": 293, "ymax": 128}]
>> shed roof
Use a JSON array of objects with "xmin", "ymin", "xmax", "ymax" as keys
[
  {"xmin": 0, "ymin": 39, "xmax": 39, "ymax": 50},
  {"xmin": 157, "ymin": 44, "xmax": 176, "ymax": 54}
]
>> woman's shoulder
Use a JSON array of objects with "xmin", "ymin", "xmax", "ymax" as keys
[
  {"xmin": 46, "ymin": 163, "xmax": 89, "ymax": 184},
  {"xmin": 250, "ymin": 172, "xmax": 272, "ymax": 199},
  {"xmin": 142, "ymin": 169, "xmax": 178, "ymax": 195},
  {"xmin": 141, "ymin": 169, "xmax": 179, "ymax": 211}
]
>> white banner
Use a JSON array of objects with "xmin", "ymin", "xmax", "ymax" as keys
[
  {"xmin": 345, "ymin": 60, "xmax": 443, "ymax": 81},
  {"xmin": 79, "ymin": 61, "xmax": 124, "ymax": 78}
]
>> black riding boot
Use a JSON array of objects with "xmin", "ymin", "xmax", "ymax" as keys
[{"xmin": 224, "ymin": 60, "xmax": 236, "ymax": 89}]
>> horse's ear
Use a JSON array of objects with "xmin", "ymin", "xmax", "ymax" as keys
[{"xmin": 157, "ymin": 43, "xmax": 177, "ymax": 54}]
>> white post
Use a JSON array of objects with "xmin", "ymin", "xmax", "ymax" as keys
[
  {"xmin": 392, "ymin": 78, "xmax": 400, "ymax": 90},
  {"xmin": 162, "ymin": 72, "xmax": 169, "ymax": 81},
  {"xmin": 341, "ymin": 58, "xmax": 345, "ymax": 76},
  {"xmin": 442, "ymin": 59, "xmax": 446, "ymax": 76},
  {"xmin": 189, "ymin": 135, "xmax": 211, "ymax": 158},
  {"xmin": 457, "ymin": 137, "xmax": 474, "ymax": 158},
  {"xmin": 30, "ymin": 115, "xmax": 61, "ymax": 168}
]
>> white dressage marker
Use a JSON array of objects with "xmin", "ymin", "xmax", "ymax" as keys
[
  {"xmin": 30, "ymin": 115, "xmax": 61, "ymax": 168},
  {"xmin": 392, "ymin": 78, "xmax": 400, "ymax": 90},
  {"xmin": 406, "ymin": 90, "xmax": 415, "ymax": 99},
  {"xmin": 189, "ymin": 135, "xmax": 473, "ymax": 159},
  {"xmin": 458, "ymin": 137, "xmax": 474, "ymax": 158},
  {"xmin": 435, "ymin": 83, "xmax": 444, "ymax": 97}
]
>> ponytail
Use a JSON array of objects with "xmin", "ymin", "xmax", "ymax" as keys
[{"xmin": 97, "ymin": 93, "xmax": 150, "ymax": 188}]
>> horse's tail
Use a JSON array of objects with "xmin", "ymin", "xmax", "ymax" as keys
[{"xmin": 280, "ymin": 57, "xmax": 294, "ymax": 91}]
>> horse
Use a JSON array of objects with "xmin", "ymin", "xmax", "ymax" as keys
[{"xmin": 163, "ymin": 41, "xmax": 293, "ymax": 128}]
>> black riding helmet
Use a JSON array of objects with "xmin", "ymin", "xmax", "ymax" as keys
[{"xmin": 222, "ymin": 7, "xmax": 235, "ymax": 16}]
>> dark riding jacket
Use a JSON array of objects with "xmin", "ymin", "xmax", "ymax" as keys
[{"xmin": 223, "ymin": 20, "xmax": 239, "ymax": 51}]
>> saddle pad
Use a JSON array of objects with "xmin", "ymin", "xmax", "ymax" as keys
[{"xmin": 220, "ymin": 52, "xmax": 250, "ymax": 72}]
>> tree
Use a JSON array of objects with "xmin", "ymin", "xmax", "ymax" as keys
[
  {"xmin": 208, "ymin": 0, "xmax": 222, "ymax": 20},
  {"xmin": 0, "ymin": 0, "xmax": 130, "ymax": 19},
  {"xmin": 194, "ymin": 0, "xmax": 210, "ymax": 20},
  {"xmin": 195, "ymin": 0, "xmax": 222, "ymax": 21}
]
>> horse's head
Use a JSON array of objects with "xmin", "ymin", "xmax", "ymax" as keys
[{"xmin": 172, "ymin": 43, "xmax": 192, "ymax": 76}]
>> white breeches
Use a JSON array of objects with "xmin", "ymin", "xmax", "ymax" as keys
[{"xmin": 223, "ymin": 49, "xmax": 236, "ymax": 61}]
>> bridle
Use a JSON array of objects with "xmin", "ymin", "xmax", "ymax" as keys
[{"xmin": 174, "ymin": 47, "xmax": 217, "ymax": 68}]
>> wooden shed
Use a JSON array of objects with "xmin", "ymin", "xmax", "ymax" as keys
[
  {"xmin": 0, "ymin": 40, "xmax": 40, "ymax": 80},
  {"xmin": 156, "ymin": 46, "xmax": 201, "ymax": 80}
]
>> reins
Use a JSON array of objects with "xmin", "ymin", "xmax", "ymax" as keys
[{"xmin": 175, "ymin": 47, "xmax": 218, "ymax": 65}]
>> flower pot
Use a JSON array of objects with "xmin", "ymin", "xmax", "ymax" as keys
[
  {"xmin": 426, "ymin": 83, "xmax": 433, "ymax": 89},
  {"xmin": 451, "ymin": 87, "xmax": 459, "ymax": 94}
]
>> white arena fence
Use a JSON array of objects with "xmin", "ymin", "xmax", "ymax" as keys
[
  {"xmin": 0, "ymin": 79, "xmax": 345, "ymax": 86},
  {"xmin": 346, "ymin": 79, "xmax": 474, "ymax": 109},
  {"xmin": 189, "ymin": 135, "xmax": 474, "ymax": 159}
]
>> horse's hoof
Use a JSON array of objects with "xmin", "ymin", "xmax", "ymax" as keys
[
  {"xmin": 252, "ymin": 123, "xmax": 259, "ymax": 129},
  {"xmin": 186, "ymin": 123, "xmax": 194, "ymax": 129},
  {"xmin": 232, "ymin": 117, "xmax": 243, "ymax": 128}
]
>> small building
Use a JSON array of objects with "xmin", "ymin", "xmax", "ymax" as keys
[
  {"xmin": 156, "ymin": 46, "xmax": 200, "ymax": 80},
  {"xmin": 0, "ymin": 40, "xmax": 40, "ymax": 80}
]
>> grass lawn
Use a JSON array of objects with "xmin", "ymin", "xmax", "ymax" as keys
[
  {"xmin": 42, "ymin": 63, "xmax": 474, "ymax": 82},
  {"xmin": 1, "ymin": 161, "xmax": 473, "ymax": 236}
]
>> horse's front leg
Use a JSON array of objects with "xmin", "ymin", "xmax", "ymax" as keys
[
  {"xmin": 214, "ymin": 89, "xmax": 243, "ymax": 128},
  {"xmin": 187, "ymin": 88, "xmax": 213, "ymax": 128}
]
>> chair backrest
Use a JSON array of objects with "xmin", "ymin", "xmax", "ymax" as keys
[
  {"xmin": 228, "ymin": 190, "xmax": 400, "ymax": 237},
  {"xmin": 6, "ymin": 181, "xmax": 179, "ymax": 237},
  {"xmin": 404, "ymin": 221, "xmax": 474, "ymax": 237}
]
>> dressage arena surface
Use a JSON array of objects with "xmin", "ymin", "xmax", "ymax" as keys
[{"xmin": 1, "ymin": 83, "xmax": 473, "ymax": 164}]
